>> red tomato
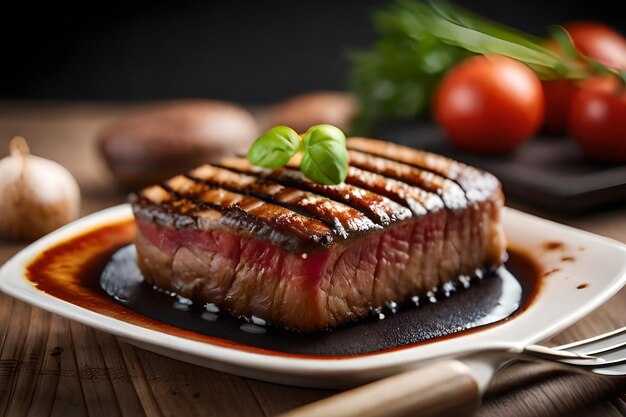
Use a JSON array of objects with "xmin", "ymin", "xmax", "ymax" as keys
[
  {"xmin": 564, "ymin": 22, "xmax": 626, "ymax": 70},
  {"xmin": 542, "ymin": 77, "xmax": 615, "ymax": 134},
  {"xmin": 570, "ymin": 77, "xmax": 626, "ymax": 162},
  {"xmin": 434, "ymin": 55, "xmax": 544, "ymax": 153},
  {"xmin": 543, "ymin": 22, "xmax": 626, "ymax": 133}
]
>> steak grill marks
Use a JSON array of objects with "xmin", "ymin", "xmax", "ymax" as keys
[
  {"xmin": 344, "ymin": 166, "xmax": 442, "ymax": 215},
  {"xmin": 346, "ymin": 137, "xmax": 500, "ymax": 203},
  {"xmin": 346, "ymin": 150, "xmax": 467, "ymax": 211},
  {"xmin": 136, "ymin": 139, "xmax": 499, "ymax": 251},
  {"xmin": 156, "ymin": 178, "xmax": 335, "ymax": 250},
  {"xmin": 217, "ymin": 158, "xmax": 413, "ymax": 226},
  {"xmin": 185, "ymin": 164, "xmax": 379, "ymax": 239}
]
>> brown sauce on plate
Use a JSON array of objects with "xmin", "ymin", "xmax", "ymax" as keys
[{"xmin": 26, "ymin": 220, "xmax": 541, "ymax": 358}]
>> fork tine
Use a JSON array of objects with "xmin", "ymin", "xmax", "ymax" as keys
[
  {"xmin": 555, "ymin": 325, "xmax": 626, "ymax": 356},
  {"xmin": 577, "ymin": 338, "xmax": 626, "ymax": 356},
  {"xmin": 522, "ymin": 344, "xmax": 599, "ymax": 361},
  {"xmin": 561, "ymin": 356, "xmax": 626, "ymax": 368}
]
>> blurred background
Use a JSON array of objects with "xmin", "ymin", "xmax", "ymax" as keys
[
  {"xmin": 1, "ymin": 0, "xmax": 626, "ymax": 218},
  {"xmin": 4, "ymin": 0, "xmax": 626, "ymax": 103}
]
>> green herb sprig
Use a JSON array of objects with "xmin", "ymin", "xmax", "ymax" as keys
[
  {"xmin": 349, "ymin": 0, "xmax": 622, "ymax": 133},
  {"xmin": 247, "ymin": 124, "xmax": 348, "ymax": 185}
]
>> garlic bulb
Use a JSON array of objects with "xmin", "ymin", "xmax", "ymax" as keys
[{"xmin": 0, "ymin": 137, "xmax": 81, "ymax": 241}]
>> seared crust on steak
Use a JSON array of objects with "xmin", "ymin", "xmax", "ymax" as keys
[{"xmin": 132, "ymin": 137, "xmax": 506, "ymax": 331}]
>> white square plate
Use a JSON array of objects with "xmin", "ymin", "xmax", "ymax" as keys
[{"xmin": 1, "ymin": 205, "xmax": 626, "ymax": 388}]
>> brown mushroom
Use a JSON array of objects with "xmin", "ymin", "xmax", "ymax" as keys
[{"xmin": 98, "ymin": 100, "xmax": 259, "ymax": 189}]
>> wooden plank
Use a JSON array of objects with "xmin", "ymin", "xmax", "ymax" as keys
[
  {"xmin": 0, "ymin": 297, "xmax": 32, "ymax": 414},
  {"xmin": 133, "ymin": 349, "xmax": 267, "ymax": 417},
  {"xmin": 93, "ymin": 332, "xmax": 146, "ymax": 417},
  {"xmin": 67, "ymin": 321, "xmax": 122, "ymax": 417},
  {"xmin": 479, "ymin": 372, "xmax": 626, "ymax": 417},
  {"xmin": 4, "ymin": 307, "xmax": 52, "ymax": 417},
  {"xmin": 45, "ymin": 315, "xmax": 89, "ymax": 417},
  {"xmin": 246, "ymin": 381, "xmax": 334, "ymax": 416},
  {"xmin": 572, "ymin": 402, "xmax": 626, "ymax": 417},
  {"xmin": 117, "ymin": 342, "xmax": 164, "ymax": 417}
]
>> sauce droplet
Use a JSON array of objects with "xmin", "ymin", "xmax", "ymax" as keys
[
  {"xmin": 426, "ymin": 291, "xmax": 437, "ymax": 303},
  {"xmin": 173, "ymin": 301, "xmax": 190, "ymax": 311},
  {"xmin": 442, "ymin": 281, "xmax": 456, "ymax": 297},
  {"xmin": 459, "ymin": 275, "xmax": 471, "ymax": 289},
  {"xmin": 240, "ymin": 323, "xmax": 267, "ymax": 334},
  {"xmin": 543, "ymin": 241, "xmax": 565, "ymax": 251},
  {"xmin": 385, "ymin": 300, "xmax": 398, "ymax": 313},
  {"xmin": 204, "ymin": 303, "xmax": 220, "ymax": 313},
  {"xmin": 561, "ymin": 256, "xmax": 575, "ymax": 262},
  {"xmin": 201, "ymin": 311, "xmax": 218, "ymax": 321},
  {"xmin": 251, "ymin": 315, "xmax": 267, "ymax": 326},
  {"xmin": 411, "ymin": 296, "xmax": 420, "ymax": 306},
  {"xmin": 577, "ymin": 283, "xmax": 588, "ymax": 289}
]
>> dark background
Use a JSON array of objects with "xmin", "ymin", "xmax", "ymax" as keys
[{"xmin": 3, "ymin": 0, "xmax": 626, "ymax": 104}]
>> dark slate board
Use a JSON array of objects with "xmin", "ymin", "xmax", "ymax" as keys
[{"xmin": 376, "ymin": 122, "xmax": 626, "ymax": 215}]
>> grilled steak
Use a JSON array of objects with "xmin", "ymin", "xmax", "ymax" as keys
[{"xmin": 131, "ymin": 137, "xmax": 506, "ymax": 331}]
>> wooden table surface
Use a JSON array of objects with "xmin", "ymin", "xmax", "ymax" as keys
[{"xmin": 1, "ymin": 102, "xmax": 626, "ymax": 417}]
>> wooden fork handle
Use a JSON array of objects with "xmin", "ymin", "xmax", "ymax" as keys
[{"xmin": 278, "ymin": 359, "xmax": 481, "ymax": 417}]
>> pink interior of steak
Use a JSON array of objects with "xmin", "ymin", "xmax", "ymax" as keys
[{"xmin": 131, "ymin": 137, "xmax": 506, "ymax": 331}]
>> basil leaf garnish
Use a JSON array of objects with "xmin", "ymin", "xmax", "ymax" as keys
[
  {"xmin": 247, "ymin": 126, "xmax": 301, "ymax": 169},
  {"xmin": 300, "ymin": 125, "xmax": 348, "ymax": 185},
  {"xmin": 247, "ymin": 124, "xmax": 348, "ymax": 186}
]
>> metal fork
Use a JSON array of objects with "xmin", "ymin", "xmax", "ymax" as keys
[{"xmin": 279, "ymin": 326, "xmax": 626, "ymax": 417}]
